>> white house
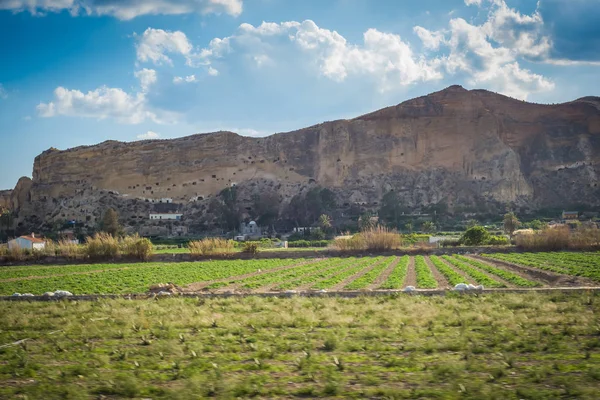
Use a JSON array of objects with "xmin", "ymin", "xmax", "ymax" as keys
[
  {"xmin": 8, "ymin": 234, "xmax": 46, "ymax": 250},
  {"xmin": 149, "ymin": 213, "xmax": 182, "ymax": 221},
  {"xmin": 239, "ymin": 221, "xmax": 262, "ymax": 239}
]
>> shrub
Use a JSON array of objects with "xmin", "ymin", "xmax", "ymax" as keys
[
  {"xmin": 242, "ymin": 242, "xmax": 259, "ymax": 254},
  {"xmin": 361, "ymin": 226, "xmax": 402, "ymax": 250},
  {"xmin": 486, "ymin": 235, "xmax": 509, "ymax": 246},
  {"xmin": 440, "ymin": 239, "xmax": 461, "ymax": 247},
  {"xmin": 188, "ymin": 238, "xmax": 235, "ymax": 256},
  {"xmin": 331, "ymin": 235, "xmax": 365, "ymax": 251},
  {"xmin": 516, "ymin": 225, "xmax": 599, "ymax": 251},
  {"xmin": 121, "ymin": 234, "xmax": 154, "ymax": 261},
  {"xmin": 332, "ymin": 226, "xmax": 401, "ymax": 252},
  {"xmin": 85, "ymin": 233, "xmax": 120, "ymax": 259},
  {"xmin": 461, "ymin": 226, "xmax": 491, "ymax": 246},
  {"xmin": 55, "ymin": 239, "xmax": 84, "ymax": 259},
  {"xmin": 515, "ymin": 226, "xmax": 570, "ymax": 251}
]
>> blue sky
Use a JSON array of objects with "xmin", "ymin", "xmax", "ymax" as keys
[{"xmin": 1, "ymin": 0, "xmax": 599, "ymax": 190}]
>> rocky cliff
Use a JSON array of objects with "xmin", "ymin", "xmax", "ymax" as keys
[
  {"xmin": 10, "ymin": 86, "xmax": 600, "ymax": 233},
  {"xmin": 0, "ymin": 190, "xmax": 11, "ymax": 212}
]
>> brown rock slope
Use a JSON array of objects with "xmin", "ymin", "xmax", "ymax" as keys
[{"xmin": 10, "ymin": 86, "xmax": 600, "ymax": 231}]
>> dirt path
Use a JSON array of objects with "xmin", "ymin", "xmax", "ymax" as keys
[
  {"xmin": 464, "ymin": 255, "xmax": 546, "ymax": 287},
  {"xmin": 183, "ymin": 259, "xmax": 323, "ymax": 292},
  {"xmin": 367, "ymin": 257, "xmax": 399, "ymax": 290},
  {"xmin": 423, "ymin": 256, "xmax": 450, "ymax": 290},
  {"xmin": 404, "ymin": 257, "xmax": 417, "ymax": 288},
  {"xmin": 329, "ymin": 258, "xmax": 387, "ymax": 291},
  {"xmin": 471, "ymin": 255, "xmax": 595, "ymax": 287}
]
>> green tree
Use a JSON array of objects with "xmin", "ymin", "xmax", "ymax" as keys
[
  {"xmin": 358, "ymin": 212, "xmax": 376, "ymax": 231},
  {"xmin": 529, "ymin": 219, "xmax": 545, "ymax": 230},
  {"xmin": 404, "ymin": 222, "xmax": 413, "ymax": 233},
  {"xmin": 503, "ymin": 212, "xmax": 520, "ymax": 238},
  {"xmin": 319, "ymin": 214, "xmax": 332, "ymax": 232},
  {"xmin": 421, "ymin": 221, "xmax": 436, "ymax": 234},
  {"xmin": 379, "ymin": 191, "xmax": 406, "ymax": 228},
  {"xmin": 101, "ymin": 208, "xmax": 121, "ymax": 237},
  {"xmin": 461, "ymin": 226, "xmax": 491, "ymax": 246},
  {"xmin": 252, "ymin": 191, "xmax": 279, "ymax": 232}
]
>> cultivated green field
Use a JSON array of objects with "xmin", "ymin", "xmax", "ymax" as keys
[
  {"xmin": 1, "ymin": 252, "xmax": 599, "ymax": 296},
  {"xmin": 1, "ymin": 293, "xmax": 599, "ymax": 399}
]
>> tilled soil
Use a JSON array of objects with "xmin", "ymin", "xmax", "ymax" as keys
[
  {"xmin": 434, "ymin": 256, "xmax": 478, "ymax": 286},
  {"xmin": 403, "ymin": 257, "xmax": 417, "ymax": 288},
  {"xmin": 367, "ymin": 257, "xmax": 399, "ymax": 290},
  {"xmin": 424, "ymin": 256, "xmax": 450, "ymax": 290},
  {"xmin": 329, "ymin": 258, "xmax": 387, "ymax": 291}
]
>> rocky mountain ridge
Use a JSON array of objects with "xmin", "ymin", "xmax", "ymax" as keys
[{"xmin": 7, "ymin": 85, "xmax": 600, "ymax": 234}]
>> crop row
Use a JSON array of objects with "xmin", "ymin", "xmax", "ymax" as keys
[
  {"xmin": 484, "ymin": 252, "xmax": 600, "ymax": 282},
  {"xmin": 0, "ymin": 259, "xmax": 303, "ymax": 295},
  {"xmin": 311, "ymin": 257, "xmax": 384, "ymax": 290},
  {"xmin": 429, "ymin": 256, "xmax": 466, "ymax": 286},
  {"xmin": 453, "ymin": 255, "xmax": 540, "ymax": 287},
  {"xmin": 237, "ymin": 259, "xmax": 345, "ymax": 290},
  {"xmin": 414, "ymin": 256, "xmax": 437, "ymax": 288},
  {"xmin": 275, "ymin": 258, "xmax": 359, "ymax": 290},
  {"xmin": 0, "ymin": 262, "xmax": 154, "ymax": 280},
  {"xmin": 378, "ymin": 256, "xmax": 409, "ymax": 289},
  {"xmin": 344, "ymin": 256, "xmax": 396, "ymax": 290},
  {"xmin": 440, "ymin": 256, "xmax": 505, "ymax": 287}
]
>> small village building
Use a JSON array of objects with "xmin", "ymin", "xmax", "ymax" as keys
[
  {"xmin": 8, "ymin": 234, "xmax": 46, "ymax": 250},
  {"xmin": 238, "ymin": 221, "xmax": 262, "ymax": 240},
  {"xmin": 562, "ymin": 211, "xmax": 579, "ymax": 221},
  {"xmin": 292, "ymin": 227, "xmax": 310, "ymax": 234},
  {"xmin": 149, "ymin": 213, "xmax": 182, "ymax": 221}
]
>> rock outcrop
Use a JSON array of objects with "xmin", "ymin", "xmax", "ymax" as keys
[
  {"xmin": 9, "ymin": 86, "xmax": 600, "ymax": 232},
  {"xmin": 0, "ymin": 190, "xmax": 11, "ymax": 211}
]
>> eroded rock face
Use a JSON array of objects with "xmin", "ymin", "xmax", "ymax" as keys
[
  {"xmin": 0, "ymin": 190, "xmax": 11, "ymax": 211},
  {"xmin": 10, "ymin": 86, "xmax": 600, "ymax": 232}
]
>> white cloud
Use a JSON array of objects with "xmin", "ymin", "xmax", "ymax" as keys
[
  {"xmin": 0, "ymin": 0, "xmax": 243, "ymax": 19},
  {"xmin": 207, "ymin": 66, "xmax": 219, "ymax": 76},
  {"xmin": 195, "ymin": 20, "xmax": 443, "ymax": 92},
  {"xmin": 413, "ymin": 26, "xmax": 445, "ymax": 50},
  {"xmin": 134, "ymin": 68, "xmax": 157, "ymax": 92},
  {"xmin": 137, "ymin": 130, "xmax": 160, "ymax": 140},
  {"xmin": 136, "ymin": 28, "xmax": 193, "ymax": 66},
  {"xmin": 414, "ymin": 0, "xmax": 555, "ymax": 99},
  {"xmin": 464, "ymin": 0, "xmax": 482, "ymax": 6},
  {"xmin": 37, "ymin": 86, "xmax": 166, "ymax": 124},
  {"xmin": 0, "ymin": 83, "xmax": 7, "ymax": 99},
  {"xmin": 173, "ymin": 74, "xmax": 197, "ymax": 83}
]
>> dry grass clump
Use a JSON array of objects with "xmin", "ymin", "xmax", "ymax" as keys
[
  {"xmin": 188, "ymin": 238, "xmax": 235, "ymax": 256},
  {"xmin": 84, "ymin": 233, "xmax": 154, "ymax": 260},
  {"xmin": 120, "ymin": 234, "xmax": 154, "ymax": 261},
  {"xmin": 516, "ymin": 225, "xmax": 600, "ymax": 251},
  {"xmin": 85, "ymin": 233, "xmax": 120, "ymax": 259},
  {"xmin": 332, "ymin": 226, "xmax": 402, "ymax": 252},
  {"xmin": 361, "ymin": 226, "xmax": 403, "ymax": 250},
  {"xmin": 0, "ymin": 245, "xmax": 29, "ymax": 261},
  {"xmin": 54, "ymin": 239, "xmax": 85, "ymax": 259}
]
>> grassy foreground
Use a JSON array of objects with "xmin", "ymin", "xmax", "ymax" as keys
[{"xmin": 1, "ymin": 293, "xmax": 600, "ymax": 399}]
